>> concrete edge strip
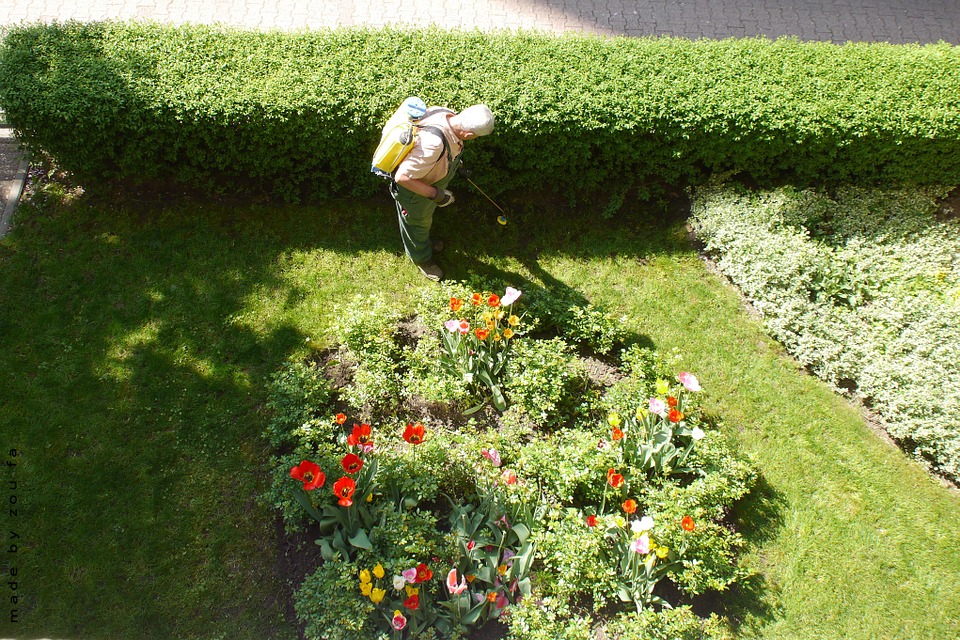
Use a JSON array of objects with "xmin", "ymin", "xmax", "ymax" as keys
[{"xmin": 0, "ymin": 150, "xmax": 29, "ymax": 240}]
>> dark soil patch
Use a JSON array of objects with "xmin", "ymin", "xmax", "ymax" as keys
[
  {"xmin": 274, "ymin": 517, "xmax": 323, "ymax": 640},
  {"xmin": 937, "ymin": 186, "xmax": 960, "ymax": 222},
  {"xmin": 581, "ymin": 354, "xmax": 624, "ymax": 388}
]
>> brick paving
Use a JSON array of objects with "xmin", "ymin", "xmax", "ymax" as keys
[{"xmin": 1, "ymin": 0, "xmax": 959, "ymax": 44}]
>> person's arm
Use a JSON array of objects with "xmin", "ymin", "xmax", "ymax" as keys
[
  {"xmin": 394, "ymin": 171, "xmax": 440, "ymax": 198},
  {"xmin": 395, "ymin": 170, "xmax": 454, "ymax": 206}
]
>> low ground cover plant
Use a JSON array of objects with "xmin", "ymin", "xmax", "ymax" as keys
[
  {"xmin": 264, "ymin": 283, "xmax": 756, "ymax": 639},
  {"xmin": 689, "ymin": 182, "xmax": 960, "ymax": 480}
]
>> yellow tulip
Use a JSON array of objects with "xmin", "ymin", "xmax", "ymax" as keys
[
  {"xmin": 373, "ymin": 563, "xmax": 385, "ymax": 579},
  {"xmin": 359, "ymin": 569, "xmax": 371, "ymax": 584},
  {"xmin": 405, "ymin": 585, "xmax": 418, "ymax": 597},
  {"xmin": 370, "ymin": 587, "xmax": 386, "ymax": 604},
  {"xmin": 656, "ymin": 379, "xmax": 669, "ymax": 395},
  {"xmin": 360, "ymin": 582, "xmax": 372, "ymax": 596},
  {"xmin": 508, "ymin": 315, "xmax": 520, "ymax": 327}
]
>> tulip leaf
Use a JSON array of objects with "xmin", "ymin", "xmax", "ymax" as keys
[
  {"xmin": 461, "ymin": 601, "xmax": 487, "ymax": 626},
  {"xmin": 511, "ymin": 523, "xmax": 530, "ymax": 545},
  {"xmin": 512, "ymin": 541, "xmax": 535, "ymax": 578},
  {"xmin": 490, "ymin": 384, "xmax": 507, "ymax": 411},
  {"xmin": 463, "ymin": 403, "xmax": 485, "ymax": 416},
  {"xmin": 477, "ymin": 565, "xmax": 493, "ymax": 583},
  {"xmin": 316, "ymin": 538, "xmax": 335, "ymax": 561},
  {"xmin": 349, "ymin": 528, "xmax": 373, "ymax": 550},
  {"xmin": 292, "ymin": 487, "xmax": 325, "ymax": 524},
  {"xmin": 518, "ymin": 577, "xmax": 532, "ymax": 597}
]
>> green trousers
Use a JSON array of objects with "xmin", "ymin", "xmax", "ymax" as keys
[{"xmin": 392, "ymin": 156, "xmax": 460, "ymax": 264}]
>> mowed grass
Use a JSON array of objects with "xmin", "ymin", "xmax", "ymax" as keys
[{"xmin": 1, "ymin": 181, "xmax": 958, "ymax": 639}]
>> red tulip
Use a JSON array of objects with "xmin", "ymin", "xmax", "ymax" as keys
[
  {"xmin": 668, "ymin": 408, "xmax": 684, "ymax": 423},
  {"xmin": 346, "ymin": 423, "xmax": 373, "ymax": 449},
  {"xmin": 341, "ymin": 453, "xmax": 363, "ymax": 474},
  {"xmin": 403, "ymin": 422, "xmax": 425, "ymax": 445},
  {"xmin": 290, "ymin": 460, "xmax": 325, "ymax": 491},
  {"xmin": 333, "ymin": 477, "xmax": 356, "ymax": 507},
  {"xmin": 415, "ymin": 562, "xmax": 433, "ymax": 583},
  {"xmin": 404, "ymin": 594, "xmax": 420, "ymax": 611},
  {"xmin": 682, "ymin": 515, "xmax": 696, "ymax": 532},
  {"xmin": 607, "ymin": 468, "xmax": 625, "ymax": 489}
]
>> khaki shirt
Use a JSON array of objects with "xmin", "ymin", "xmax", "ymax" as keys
[{"xmin": 396, "ymin": 108, "xmax": 463, "ymax": 185}]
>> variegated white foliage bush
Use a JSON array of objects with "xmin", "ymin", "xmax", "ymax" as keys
[{"xmin": 690, "ymin": 182, "xmax": 960, "ymax": 480}]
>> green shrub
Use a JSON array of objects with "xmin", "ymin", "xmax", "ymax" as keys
[
  {"xmin": 505, "ymin": 593, "xmax": 594, "ymax": 640},
  {"xmin": 264, "ymin": 360, "xmax": 334, "ymax": 448},
  {"xmin": 2, "ymin": 23, "xmax": 959, "ymax": 202},
  {"xmin": 504, "ymin": 337, "xmax": 591, "ymax": 429},
  {"xmin": 603, "ymin": 606, "xmax": 734, "ymax": 640},
  {"xmin": 333, "ymin": 294, "xmax": 404, "ymax": 413},
  {"xmin": 295, "ymin": 560, "xmax": 384, "ymax": 640},
  {"xmin": 690, "ymin": 182, "xmax": 960, "ymax": 479}
]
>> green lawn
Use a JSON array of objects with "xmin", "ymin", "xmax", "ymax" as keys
[{"xmin": 1, "ymin": 181, "xmax": 958, "ymax": 639}]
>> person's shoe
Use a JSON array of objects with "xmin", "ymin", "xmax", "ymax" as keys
[
  {"xmin": 432, "ymin": 239, "xmax": 445, "ymax": 254},
  {"xmin": 416, "ymin": 260, "xmax": 444, "ymax": 282}
]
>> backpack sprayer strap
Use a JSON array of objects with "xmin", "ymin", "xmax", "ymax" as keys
[
  {"xmin": 389, "ymin": 124, "xmax": 455, "ymax": 198},
  {"xmin": 416, "ymin": 125, "xmax": 454, "ymax": 170}
]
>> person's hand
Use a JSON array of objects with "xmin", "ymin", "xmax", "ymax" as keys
[{"xmin": 433, "ymin": 189, "xmax": 455, "ymax": 207}]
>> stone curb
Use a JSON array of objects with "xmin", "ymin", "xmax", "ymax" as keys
[{"xmin": 0, "ymin": 127, "xmax": 29, "ymax": 240}]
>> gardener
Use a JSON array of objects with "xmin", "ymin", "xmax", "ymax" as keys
[{"xmin": 391, "ymin": 104, "xmax": 495, "ymax": 281}]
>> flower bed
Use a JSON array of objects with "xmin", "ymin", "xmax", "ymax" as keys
[
  {"xmin": 263, "ymin": 283, "xmax": 757, "ymax": 639},
  {"xmin": 690, "ymin": 182, "xmax": 960, "ymax": 481}
]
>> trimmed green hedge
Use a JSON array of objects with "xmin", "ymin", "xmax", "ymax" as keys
[{"xmin": 1, "ymin": 21, "xmax": 959, "ymax": 202}]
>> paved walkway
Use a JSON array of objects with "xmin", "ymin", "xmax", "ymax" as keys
[
  {"xmin": 2, "ymin": 0, "xmax": 959, "ymax": 43},
  {"xmin": 1, "ymin": 0, "xmax": 958, "ymax": 237}
]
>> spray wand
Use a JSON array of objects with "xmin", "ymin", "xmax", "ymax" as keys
[{"xmin": 464, "ymin": 177, "xmax": 509, "ymax": 225}]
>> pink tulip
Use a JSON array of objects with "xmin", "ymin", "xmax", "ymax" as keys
[
  {"xmin": 446, "ymin": 568, "xmax": 468, "ymax": 595},
  {"xmin": 501, "ymin": 287, "xmax": 521, "ymax": 306},
  {"xmin": 630, "ymin": 533, "xmax": 651, "ymax": 555},
  {"xmin": 678, "ymin": 371, "xmax": 701, "ymax": 392},
  {"xmin": 402, "ymin": 568, "xmax": 417, "ymax": 583},
  {"xmin": 444, "ymin": 319, "xmax": 460, "ymax": 333},
  {"xmin": 481, "ymin": 448, "xmax": 502, "ymax": 467},
  {"xmin": 649, "ymin": 398, "xmax": 666, "ymax": 415}
]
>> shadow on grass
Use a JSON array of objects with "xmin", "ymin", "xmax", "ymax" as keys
[
  {"xmin": 701, "ymin": 472, "xmax": 787, "ymax": 633},
  {"xmin": 1, "ymin": 186, "xmax": 322, "ymax": 637}
]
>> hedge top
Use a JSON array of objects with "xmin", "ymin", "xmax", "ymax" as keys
[{"xmin": 1, "ymin": 22, "xmax": 958, "ymax": 201}]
